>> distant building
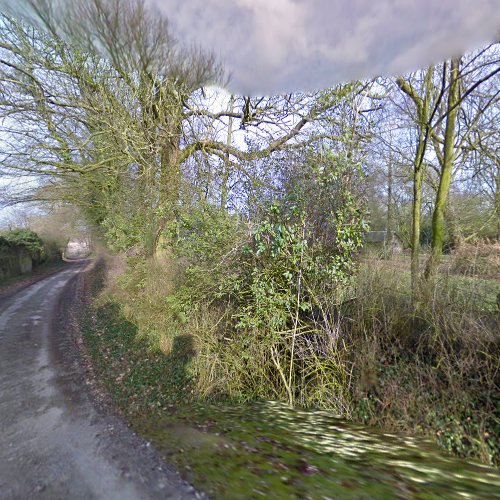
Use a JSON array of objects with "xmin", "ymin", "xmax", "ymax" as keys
[
  {"xmin": 365, "ymin": 231, "xmax": 403, "ymax": 253},
  {"xmin": 64, "ymin": 238, "xmax": 91, "ymax": 259}
]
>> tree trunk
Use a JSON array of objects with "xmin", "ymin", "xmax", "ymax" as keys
[
  {"xmin": 155, "ymin": 86, "xmax": 184, "ymax": 254},
  {"xmin": 221, "ymin": 95, "xmax": 234, "ymax": 210},
  {"xmin": 386, "ymin": 156, "xmax": 394, "ymax": 257},
  {"xmin": 397, "ymin": 68, "xmax": 434, "ymax": 302},
  {"xmin": 411, "ymin": 145, "xmax": 424, "ymax": 295},
  {"xmin": 425, "ymin": 58, "xmax": 461, "ymax": 278}
]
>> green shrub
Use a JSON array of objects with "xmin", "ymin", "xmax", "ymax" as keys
[
  {"xmin": 1, "ymin": 228, "xmax": 45, "ymax": 261},
  {"xmin": 174, "ymin": 153, "xmax": 366, "ymax": 407}
]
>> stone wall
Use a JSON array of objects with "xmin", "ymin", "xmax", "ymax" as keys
[{"xmin": 0, "ymin": 242, "xmax": 33, "ymax": 280}]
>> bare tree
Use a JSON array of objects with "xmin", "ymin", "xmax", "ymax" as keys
[{"xmin": 0, "ymin": 1, "xmax": 353, "ymax": 254}]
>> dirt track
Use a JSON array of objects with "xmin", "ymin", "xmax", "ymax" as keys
[{"xmin": 0, "ymin": 262, "xmax": 196, "ymax": 499}]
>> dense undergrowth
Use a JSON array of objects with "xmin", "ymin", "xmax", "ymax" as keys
[
  {"xmin": 0, "ymin": 228, "xmax": 60, "ymax": 280},
  {"xmin": 82, "ymin": 131, "xmax": 499, "ymax": 469},
  {"xmin": 87, "ymin": 241, "xmax": 499, "ymax": 467}
]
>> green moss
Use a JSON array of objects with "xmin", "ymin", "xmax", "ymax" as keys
[{"xmin": 83, "ymin": 302, "xmax": 196, "ymax": 412}]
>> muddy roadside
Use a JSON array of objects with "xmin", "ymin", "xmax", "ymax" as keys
[
  {"xmin": 0, "ymin": 260, "xmax": 70, "ymax": 301},
  {"xmin": 52, "ymin": 258, "xmax": 204, "ymax": 499}
]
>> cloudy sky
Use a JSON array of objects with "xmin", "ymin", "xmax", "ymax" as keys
[{"xmin": 150, "ymin": 0, "xmax": 500, "ymax": 95}]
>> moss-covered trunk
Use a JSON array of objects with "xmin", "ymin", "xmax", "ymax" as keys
[
  {"xmin": 426, "ymin": 59, "xmax": 461, "ymax": 278},
  {"xmin": 155, "ymin": 85, "xmax": 185, "ymax": 254},
  {"xmin": 411, "ymin": 146, "xmax": 424, "ymax": 294},
  {"xmin": 397, "ymin": 68, "xmax": 434, "ymax": 301}
]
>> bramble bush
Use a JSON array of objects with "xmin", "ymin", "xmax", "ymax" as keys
[{"xmin": 170, "ymin": 151, "xmax": 368, "ymax": 407}]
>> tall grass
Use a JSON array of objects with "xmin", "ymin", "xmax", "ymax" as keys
[{"xmin": 345, "ymin": 248, "xmax": 499, "ymax": 465}]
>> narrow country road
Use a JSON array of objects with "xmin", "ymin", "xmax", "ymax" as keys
[{"xmin": 0, "ymin": 263, "xmax": 196, "ymax": 500}]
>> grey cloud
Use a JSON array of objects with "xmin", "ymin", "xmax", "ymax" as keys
[
  {"xmin": 7, "ymin": 1, "xmax": 500, "ymax": 93},
  {"xmin": 149, "ymin": 0, "xmax": 500, "ymax": 95}
]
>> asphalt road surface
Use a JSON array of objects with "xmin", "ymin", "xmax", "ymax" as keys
[{"xmin": 0, "ymin": 263, "xmax": 196, "ymax": 499}]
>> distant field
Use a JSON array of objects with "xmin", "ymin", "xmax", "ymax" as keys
[{"xmin": 360, "ymin": 253, "xmax": 499, "ymax": 313}]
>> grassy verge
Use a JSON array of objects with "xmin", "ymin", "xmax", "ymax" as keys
[
  {"xmin": 83, "ymin": 301, "xmax": 196, "ymax": 412},
  {"xmin": 81, "ymin": 295, "xmax": 500, "ymax": 498},
  {"xmin": 80, "ymin": 250, "xmax": 499, "ymax": 496},
  {"xmin": 345, "ymin": 262, "xmax": 499, "ymax": 465}
]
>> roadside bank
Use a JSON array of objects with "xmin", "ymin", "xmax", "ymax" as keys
[{"xmin": 78, "ymin": 259, "xmax": 500, "ymax": 499}]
